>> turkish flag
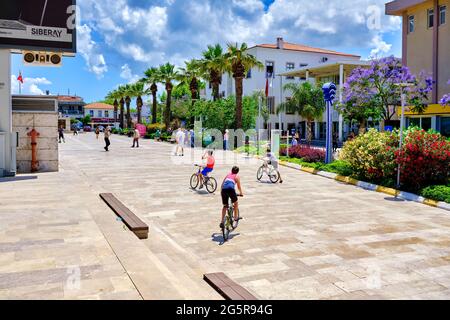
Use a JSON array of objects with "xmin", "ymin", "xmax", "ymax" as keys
[
  {"xmin": 17, "ymin": 72, "xmax": 24, "ymax": 84},
  {"xmin": 265, "ymin": 78, "xmax": 269, "ymax": 97}
]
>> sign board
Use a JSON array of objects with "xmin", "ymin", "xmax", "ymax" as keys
[{"xmin": 0, "ymin": 0, "xmax": 76, "ymax": 53}]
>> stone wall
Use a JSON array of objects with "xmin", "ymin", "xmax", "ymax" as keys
[{"xmin": 12, "ymin": 112, "xmax": 59, "ymax": 173}]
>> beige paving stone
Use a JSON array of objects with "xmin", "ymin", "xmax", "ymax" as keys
[{"xmin": 2, "ymin": 132, "xmax": 450, "ymax": 300}]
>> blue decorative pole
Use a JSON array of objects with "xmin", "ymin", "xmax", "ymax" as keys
[{"xmin": 322, "ymin": 83, "xmax": 337, "ymax": 164}]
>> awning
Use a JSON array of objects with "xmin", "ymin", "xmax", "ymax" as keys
[{"xmin": 278, "ymin": 60, "xmax": 371, "ymax": 79}]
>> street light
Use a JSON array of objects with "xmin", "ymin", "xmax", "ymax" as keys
[{"xmin": 394, "ymin": 82, "xmax": 414, "ymax": 190}]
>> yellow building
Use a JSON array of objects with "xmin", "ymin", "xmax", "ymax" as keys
[{"xmin": 386, "ymin": 0, "xmax": 450, "ymax": 136}]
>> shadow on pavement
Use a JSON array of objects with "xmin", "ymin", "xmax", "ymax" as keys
[
  {"xmin": 211, "ymin": 232, "xmax": 241, "ymax": 246},
  {"xmin": 0, "ymin": 176, "xmax": 38, "ymax": 183},
  {"xmin": 384, "ymin": 196, "xmax": 406, "ymax": 202}
]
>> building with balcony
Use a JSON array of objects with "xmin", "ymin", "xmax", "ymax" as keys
[
  {"xmin": 84, "ymin": 103, "xmax": 119, "ymax": 127},
  {"xmin": 386, "ymin": 0, "xmax": 450, "ymax": 136},
  {"xmin": 57, "ymin": 95, "xmax": 85, "ymax": 120},
  {"xmin": 205, "ymin": 37, "xmax": 362, "ymax": 141}
]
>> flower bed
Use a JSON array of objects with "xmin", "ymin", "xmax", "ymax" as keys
[{"xmin": 280, "ymin": 145, "xmax": 325, "ymax": 163}]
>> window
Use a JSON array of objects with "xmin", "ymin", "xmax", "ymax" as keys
[
  {"xmin": 105, "ymin": 110, "xmax": 109, "ymax": 118},
  {"xmin": 89, "ymin": 110, "xmax": 94, "ymax": 117},
  {"xmin": 286, "ymin": 62, "xmax": 295, "ymax": 80},
  {"xmin": 266, "ymin": 61, "xmax": 275, "ymax": 79},
  {"xmin": 408, "ymin": 15, "xmax": 415, "ymax": 33},
  {"xmin": 285, "ymin": 97, "xmax": 294, "ymax": 114},
  {"xmin": 98, "ymin": 110, "xmax": 102, "ymax": 118},
  {"xmin": 300, "ymin": 63, "xmax": 308, "ymax": 68},
  {"xmin": 428, "ymin": 9, "xmax": 434, "ymax": 28},
  {"xmin": 441, "ymin": 117, "xmax": 450, "ymax": 137},
  {"xmin": 440, "ymin": 6, "xmax": 446, "ymax": 25},
  {"xmin": 267, "ymin": 96, "xmax": 276, "ymax": 114}
]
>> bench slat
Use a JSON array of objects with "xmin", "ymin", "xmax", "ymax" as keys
[
  {"xmin": 100, "ymin": 193, "xmax": 149, "ymax": 239},
  {"xmin": 204, "ymin": 273, "xmax": 258, "ymax": 300}
]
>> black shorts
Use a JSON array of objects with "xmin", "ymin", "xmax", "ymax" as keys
[{"xmin": 221, "ymin": 188, "xmax": 238, "ymax": 206}]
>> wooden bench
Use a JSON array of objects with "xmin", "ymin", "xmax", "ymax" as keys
[
  {"xmin": 100, "ymin": 193, "xmax": 149, "ymax": 240},
  {"xmin": 204, "ymin": 273, "xmax": 258, "ymax": 300}
]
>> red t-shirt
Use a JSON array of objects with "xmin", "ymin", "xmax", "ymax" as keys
[{"xmin": 207, "ymin": 156, "xmax": 215, "ymax": 169}]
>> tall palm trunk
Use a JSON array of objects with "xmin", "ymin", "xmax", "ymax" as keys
[
  {"xmin": 306, "ymin": 120, "xmax": 313, "ymax": 144},
  {"xmin": 113, "ymin": 99, "xmax": 119, "ymax": 125},
  {"xmin": 151, "ymin": 83, "xmax": 158, "ymax": 124},
  {"xmin": 165, "ymin": 83, "xmax": 173, "ymax": 129},
  {"xmin": 119, "ymin": 98, "xmax": 125, "ymax": 129},
  {"xmin": 136, "ymin": 96, "xmax": 143, "ymax": 124},
  {"xmin": 235, "ymin": 76, "xmax": 244, "ymax": 129},
  {"xmin": 125, "ymin": 97, "xmax": 131, "ymax": 128},
  {"xmin": 211, "ymin": 70, "xmax": 221, "ymax": 101}
]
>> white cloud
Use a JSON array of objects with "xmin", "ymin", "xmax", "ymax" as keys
[
  {"xmin": 369, "ymin": 34, "xmax": 392, "ymax": 59},
  {"xmin": 232, "ymin": 0, "xmax": 265, "ymax": 13},
  {"xmin": 77, "ymin": 24, "xmax": 108, "ymax": 78},
  {"xmin": 11, "ymin": 75, "xmax": 52, "ymax": 95},
  {"xmin": 120, "ymin": 64, "xmax": 140, "ymax": 83}
]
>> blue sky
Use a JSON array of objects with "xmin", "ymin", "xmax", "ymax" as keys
[{"xmin": 11, "ymin": 0, "xmax": 402, "ymax": 103}]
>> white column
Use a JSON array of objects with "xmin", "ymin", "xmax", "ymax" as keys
[
  {"xmin": 338, "ymin": 64, "xmax": 344, "ymax": 143},
  {"xmin": 305, "ymin": 70, "xmax": 310, "ymax": 83},
  {"xmin": 0, "ymin": 50, "xmax": 12, "ymax": 176}
]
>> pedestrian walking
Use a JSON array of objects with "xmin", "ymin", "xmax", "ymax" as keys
[
  {"xmin": 175, "ymin": 128, "xmax": 185, "ymax": 156},
  {"xmin": 58, "ymin": 126, "xmax": 65, "ymax": 143},
  {"xmin": 333, "ymin": 132, "xmax": 339, "ymax": 153},
  {"xmin": 73, "ymin": 126, "xmax": 78, "ymax": 136},
  {"xmin": 132, "ymin": 125, "xmax": 140, "ymax": 148},
  {"xmin": 104, "ymin": 126, "xmax": 111, "ymax": 152},
  {"xmin": 95, "ymin": 127, "xmax": 100, "ymax": 140},
  {"xmin": 224, "ymin": 129, "xmax": 229, "ymax": 150},
  {"xmin": 190, "ymin": 128, "xmax": 195, "ymax": 148}
]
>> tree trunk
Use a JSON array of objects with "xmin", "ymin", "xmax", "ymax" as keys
[
  {"xmin": 358, "ymin": 119, "xmax": 366, "ymax": 135},
  {"xmin": 235, "ymin": 76, "xmax": 244, "ymax": 129},
  {"xmin": 126, "ymin": 98, "xmax": 131, "ymax": 128},
  {"xmin": 213, "ymin": 82, "xmax": 220, "ymax": 101},
  {"xmin": 165, "ymin": 88, "xmax": 172, "ymax": 129},
  {"xmin": 119, "ymin": 99, "xmax": 125, "ymax": 129},
  {"xmin": 137, "ymin": 96, "xmax": 142, "ymax": 124},
  {"xmin": 151, "ymin": 93, "xmax": 157, "ymax": 124},
  {"xmin": 306, "ymin": 121, "xmax": 313, "ymax": 144}
]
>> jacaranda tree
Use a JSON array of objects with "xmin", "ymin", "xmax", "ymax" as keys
[
  {"xmin": 341, "ymin": 56, "xmax": 433, "ymax": 131},
  {"xmin": 441, "ymin": 80, "xmax": 450, "ymax": 106}
]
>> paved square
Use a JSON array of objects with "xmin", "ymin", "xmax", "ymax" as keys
[{"xmin": 1, "ymin": 133, "xmax": 450, "ymax": 300}]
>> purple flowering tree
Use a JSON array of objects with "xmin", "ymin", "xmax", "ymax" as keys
[
  {"xmin": 339, "ymin": 56, "xmax": 433, "ymax": 134},
  {"xmin": 441, "ymin": 80, "xmax": 450, "ymax": 106}
]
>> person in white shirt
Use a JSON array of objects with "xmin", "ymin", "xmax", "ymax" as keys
[
  {"xmin": 132, "ymin": 125, "xmax": 140, "ymax": 148},
  {"xmin": 175, "ymin": 128, "xmax": 185, "ymax": 156}
]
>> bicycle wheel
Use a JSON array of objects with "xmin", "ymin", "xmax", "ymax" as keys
[
  {"xmin": 222, "ymin": 209, "xmax": 233, "ymax": 242},
  {"xmin": 205, "ymin": 177, "xmax": 218, "ymax": 193},
  {"xmin": 257, "ymin": 166, "xmax": 264, "ymax": 181},
  {"xmin": 269, "ymin": 169, "xmax": 280, "ymax": 184},
  {"xmin": 190, "ymin": 174, "xmax": 199, "ymax": 189}
]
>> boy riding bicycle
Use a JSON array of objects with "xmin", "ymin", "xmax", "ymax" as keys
[
  {"xmin": 199, "ymin": 150, "xmax": 215, "ymax": 189},
  {"xmin": 220, "ymin": 166, "xmax": 244, "ymax": 229},
  {"xmin": 263, "ymin": 147, "xmax": 284, "ymax": 184}
]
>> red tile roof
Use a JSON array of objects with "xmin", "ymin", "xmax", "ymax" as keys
[
  {"xmin": 84, "ymin": 103, "xmax": 115, "ymax": 110},
  {"xmin": 253, "ymin": 41, "xmax": 360, "ymax": 58},
  {"xmin": 57, "ymin": 95, "xmax": 84, "ymax": 102}
]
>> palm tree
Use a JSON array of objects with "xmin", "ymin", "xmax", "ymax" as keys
[
  {"xmin": 278, "ymin": 82, "xmax": 325, "ymax": 144},
  {"xmin": 198, "ymin": 44, "xmax": 226, "ymax": 101},
  {"xmin": 144, "ymin": 67, "xmax": 160, "ymax": 124},
  {"xmin": 122, "ymin": 84, "xmax": 133, "ymax": 128},
  {"xmin": 117, "ymin": 85, "xmax": 127, "ymax": 129},
  {"xmin": 225, "ymin": 42, "xmax": 263, "ymax": 129},
  {"xmin": 106, "ymin": 89, "xmax": 121, "ymax": 125},
  {"xmin": 130, "ymin": 82, "xmax": 146, "ymax": 124},
  {"xmin": 158, "ymin": 63, "xmax": 179, "ymax": 129},
  {"xmin": 178, "ymin": 59, "xmax": 205, "ymax": 106}
]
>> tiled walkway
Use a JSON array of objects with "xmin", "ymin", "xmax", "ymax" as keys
[{"xmin": 1, "ymin": 132, "xmax": 450, "ymax": 299}]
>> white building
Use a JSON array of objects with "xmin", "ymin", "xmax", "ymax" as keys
[
  {"xmin": 206, "ymin": 37, "xmax": 362, "ymax": 142},
  {"xmin": 84, "ymin": 103, "xmax": 118, "ymax": 127}
]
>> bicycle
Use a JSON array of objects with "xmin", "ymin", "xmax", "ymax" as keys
[
  {"xmin": 257, "ymin": 160, "xmax": 280, "ymax": 184},
  {"xmin": 190, "ymin": 165, "xmax": 218, "ymax": 193},
  {"xmin": 222, "ymin": 195, "xmax": 243, "ymax": 242}
]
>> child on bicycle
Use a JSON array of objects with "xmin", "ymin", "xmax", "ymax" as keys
[
  {"xmin": 220, "ymin": 166, "xmax": 244, "ymax": 229},
  {"xmin": 264, "ymin": 147, "xmax": 283, "ymax": 184},
  {"xmin": 199, "ymin": 150, "xmax": 215, "ymax": 189}
]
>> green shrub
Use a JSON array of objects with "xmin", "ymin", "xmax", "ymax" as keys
[
  {"xmin": 420, "ymin": 185, "xmax": 450, "ymax": 203},
  {"xmin": 321, "ymin": 160, "xmax": 353, "ymax": 176},
  {"xmin": 341, "ymin": 129, "xmax": 399, "ymax": 184},
  {"xmin": 147, "ymin": 123, "xmax": 166, "ymax": 134}
]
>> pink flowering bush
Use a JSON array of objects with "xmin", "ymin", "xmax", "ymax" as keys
[{"xmin": 280, "ymin": 145, "xmax": 325, "ymax": 163}]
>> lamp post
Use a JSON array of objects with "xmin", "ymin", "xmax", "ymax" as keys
[
  {"xmin": 322, "ymin": 83, "xmax": 337, "ymax": 164},
  {"xmin": 395, "ymin": 83, "xmax": 414, "ymax": 190}
]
